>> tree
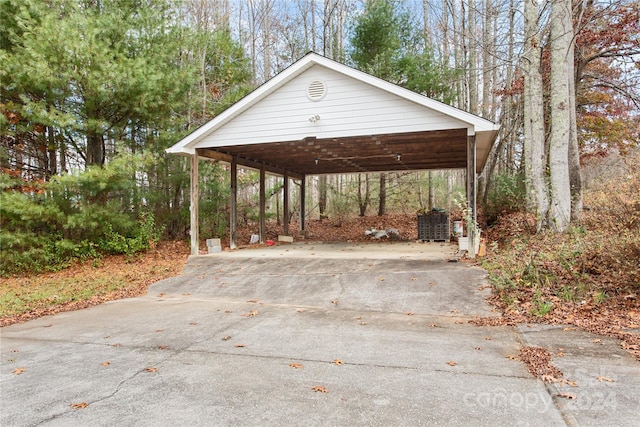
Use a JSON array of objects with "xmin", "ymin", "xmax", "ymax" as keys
[
  {"xmin": 349, "ymin": 0, "xmax": 459, "ymax": 216},
  {"xmin": 547, "ymin": 0, "xmax": 573, "ymax": 232},
  {"xmin": 522, "ymin": 0, "xmax": 549, "ymax": 231}
]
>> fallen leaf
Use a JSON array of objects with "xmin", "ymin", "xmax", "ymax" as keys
[
  {"xmin": 10, "ymin": 349, "xmax": 19, "ymax": 353},
  {"xmin": 155, "ymin": 329, "xmax": 164, "ymax": 333},
  {"xmin": 429, "ymin": 281, "xmax": 437, "ymax": 287},
  {"xmin": 71, "ymin": 402, "xmax": 88, "ymax": 409},
  {"xmin": 158, "ymin": 345, "xmax": 168, "ymax": 350},
  {"xmin": 234, "ymin": 344, "xmax": 246, "ymax": 348},
  {"xmin": 100, "ymin": 361, "xmax": 111, "ymax": 366},
  {"xmin": 563, "ymin": 327, "xmax": 577, "ymax": 331},
  {"xmin": 428, "ymin": 324, "xmax": 439, "ymax": 328},
  {"xmin": 332, "ymin": 359, "xmax": 344, "ymax": 365},
  {"xmin": 296, "ymin": 308, "xmax": 305, "ymax": 313},
  {"xmin": 112, "ymin": 343, "xmax": 121, "ymax": 347},
  {"xmin": 157, "ymin": 293, "xmax": 166, "ymax": 298},
  {"xmin": 484, "ymin": 336, "xmax": 491, "ymax": 340},
  {"xmin": 145, "ymin": 367, "xmax": 158, "ymax": 373},
  {"xmin": 222, "ymin": 336, "xmax": 232, "ymax": 341},
  {"xmin": 406, "ymin": 311, "xmax": 414, "ymax": 316},
  {"xmin": 410, "ymin": 277, "xmax": 417, "ymax": 281},
  {"xmin": 597, "ymin": 376, "xmax": 615, "ymax": 383},
  {"xmin": 555, "ymin": 351, "xmax": 565, "ymax": 357},
  {"xmin": 12, "ymin": 367, "xmax": 26, "ymax": 375},
  {"xmin": 289, "ymin": 363, "xmax": 304, "ymax": 369},
  {"xmin": 557, "ymin": 393, "xmax": 576, "ymax": 400},
  {"xmin": 312, "ymin": 386, "xmax": 328, "ymax": 393},
  {"xmin": 455, "ymin": 320, "xmax": 464, "ymax": 324},
  {"xmin": 475, "ymin": 347, "xmax": 483, "ymax": 351},
  {"xmin": 541, "ymin": 374, "xmax": 559, "ymax": 383},
  {"xmin": 379, "ymin": 277, "xmax": 385, "ymax": 281},
  {"xmin": 331, "ymin": 300, "xmax": 339, "ymax": 305},
  {"xmin": 447, "ymin": 361, "xmax": 457, "ymax": 366},
  {"xmin": 561, "ymin": 379, "xmax": 578, "ymax": 387},
  {"xmin": 247, "ymin": 299, "xmax": 259, "ymax": 303},
  {"xmin": 507, "ymin": 354, "xmax": 519, "ymax": 360},
  {"xmin": 241, "ymin": 310, "xmax": 259, "ymax": 317}
]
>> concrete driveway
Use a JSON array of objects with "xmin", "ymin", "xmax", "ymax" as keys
[{"xmin": 1, "ymin": 242, "xmax": 639, "ymax": 426}]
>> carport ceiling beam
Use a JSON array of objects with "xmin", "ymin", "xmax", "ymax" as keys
[{"xmin": 196, "ymin": 148, "xmax": 303, "ymax": 180}]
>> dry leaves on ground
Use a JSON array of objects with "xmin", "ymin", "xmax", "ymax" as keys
[
  {"xmin": 70, "ymin": 402, "xmax": 88, "ymax": 409},
  {"xmin": 519, "ymin": 346, "xmax": 565, "ymax": 382}
]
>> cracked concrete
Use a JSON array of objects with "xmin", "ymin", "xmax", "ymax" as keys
[{"xmin": 1, "ymin": 242, "xmax": 638, "ymax": 426}]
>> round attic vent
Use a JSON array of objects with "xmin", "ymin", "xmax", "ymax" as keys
[{"xmin": 307, "ymin": 80, "xmax": 327, "ymax": 101}]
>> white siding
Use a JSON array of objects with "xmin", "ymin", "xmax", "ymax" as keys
[{"xmin": 193, "ymin": 65, "xmax": 468, "ymax": 149}]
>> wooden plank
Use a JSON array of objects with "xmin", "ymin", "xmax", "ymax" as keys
[
  {"xmin": 259, "ymin": 164, "xmax": 266, "ymax": 244},
  {"xmin": 466, "ymin": 135, "xmax": 477, "ymax": 259},
  {"xmin": 300, "ymin": 175, "xmax": 306, "ymax": 232},
  {"xmin": 190, "ymin": 154, "xmax": 199, "ymax": 256},
  {"xmin": 230, "ymin": 158, "xmax": 237, "ymax": 250},
  {"xmin": 283, "ymin": 172, "xmax": 290, "ymax": 236}
]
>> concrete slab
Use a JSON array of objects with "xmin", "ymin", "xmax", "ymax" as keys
[
  {"xmin": 518, "ymin": 323, "xmax": 640, "ymax": 427},
  {"xmin": 1, "ymin": 243, "xmax": 638, "ymax": 426}
]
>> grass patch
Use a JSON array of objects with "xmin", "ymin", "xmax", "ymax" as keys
[
  {"xmin": 0, "ymin": 277, "xmax": 127, "ymax": 318},
  {"xmin": 0, "ymin": 241, "xmax": 189, "ymax": 326}
]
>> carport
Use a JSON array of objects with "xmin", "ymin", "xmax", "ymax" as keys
[{"xmin": 167, "ymin": 52, "xmax": 499, "ymax": 256}]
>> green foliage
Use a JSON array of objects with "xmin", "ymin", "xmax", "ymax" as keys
[
  {"xmin": 484, "ymin": 172, "xmax": 527, "ymax": 223},
  {"xmin": 349, "ymin": 0, "xmax": 404, "ymax": 80},
  {"xmin": 348, "ymin": 0, "xmax": 458, "ymax": 102},
  {"xmin": 198, "ymin": 161, "xmax": 230, "ymax": 238},
  {"xmin": 0, "ymin": 154, "xmax": 164, "ymax": 275}
]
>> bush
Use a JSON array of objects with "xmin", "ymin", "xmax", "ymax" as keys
[
  {"xmin": 0, "ymin": 154, "xmax": 163, "ymax": 276},
  {"xmin": 483, "ymin": 172, "xmax": 527, "ymax": 223}
]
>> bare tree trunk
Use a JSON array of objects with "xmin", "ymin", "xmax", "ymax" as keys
[
  {"xmin": 378, "ymin": 172, "xmax": 386, "ymax": 216},
  {"xmin": 318, "ymin": 175, "xmax": 327, "ymax": 218},
  {"xmin": 467, "ymin": 0, "xmax": 478, "ymax": 114},
  {"xmin": 47, "ymin": 126, "xmax": 56, "ymax": 178},
  {"xmin": 547, "ymin": 0, "xmax": 573, "ymax": 232},
  {"xmin": 311, "ymin": 0, "xmax": 316, "ymax": 51},
  {"xmin": 482, "ymin": 0, "xmax": 492, "ymax": 119},
  {"xmin": 567, "ymin": 25, "xmax": 582, "ymax": 222},
  {"xmin": 428, "ymin": 170, "xmax": 435, "ymax": 210},
  {"xmin": 263, "ymin": 0, "xmax": 272, "ymax": 81},
  {"xmin": 523, "ymin": 0, "xmax": 548, "ymax": 231},
  {"xmin": 357, "ymin": 173, "xmax": 370, "ymax": 216},
  {"xmin": 422, "ymin": 0, "xmax": 430, "ymax": 46},
  {"xmin": 86, "ymin": 131, "xmax": 105, "ymax": 167}
]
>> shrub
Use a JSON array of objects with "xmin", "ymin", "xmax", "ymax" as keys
[{"xmin": 483, "ymin": 172, "xmax": 527, "ymax": 223}]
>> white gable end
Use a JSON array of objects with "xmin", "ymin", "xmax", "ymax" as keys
[{"xmin": 192, "ymin": 65, "xmax": 468, "ymax": 149}]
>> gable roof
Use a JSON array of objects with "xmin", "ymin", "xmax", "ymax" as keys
[{"xmin": 167, "ymin": 52, "xmax": 499, "ymax": 175}]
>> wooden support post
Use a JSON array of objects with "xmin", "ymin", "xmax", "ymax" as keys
[
  {"xmin": 190, "ymin": 154, "xmax": 199, "ymax": 256},
  {"xmin": 259, "ymin": 164, "xmax": 266, "ymax": 244},
  {"xmin": 466, "ymin": 134, "xmax": 477, "ymax": 258},
  {"xmin": 283, "ymin": 172, "xmax": 290, "ymax": 236},
  {"xmin": 230, "ymin": 157, "xmax": 238, "ymax": 250},
  {"xmin": 300, "ymin": 175, "xmax": 306, "ymax": 234}
]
